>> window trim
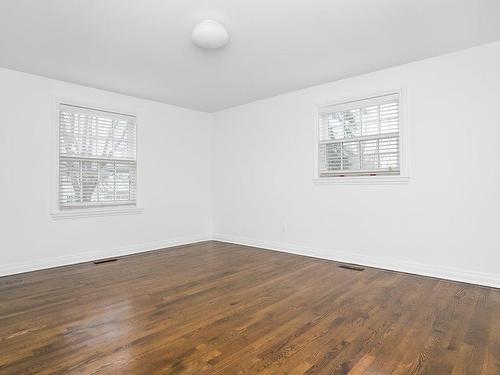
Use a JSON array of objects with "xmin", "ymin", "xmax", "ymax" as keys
[
  {"xmin": 50, "ymin": 98, "xmax": 143, "ymax": 219},
  {"xmin": 313, "ymin": 88, "xmax": 410, "ymax": 185}
]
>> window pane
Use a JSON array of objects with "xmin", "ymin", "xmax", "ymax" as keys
[
  {"xmin": 379, "ymin": 137, "xmax": 399, "ymax": 170},
  {"xmin": 341, "ymin": 141, "xmax": 360, "ymax": 170},
  {"xmin": 81, "ymin": 161, "xmax": 99, "ymax": 203},
  {"xmin": 327, "ymin": 109, "xmax": 361, "ymax": 140},
  {"xmin": 59, "ymin": 160, "xmax": 82, "ymax": 204},
  {"xmin": 322, "ymin": 143, "xmax": 342, "ymax": 171},
  {"xmin": 361, "ymin": 106, "xmax": 379, "ymax": 136},
  {"xmin": 361, "ymin": 139, "xmax": 378, "ymax": 170},
  {"xmin": 98, "ymin": 162, "xmax": 116, "ymax": 202},
  {"xmin": 380, "ymin": 102, "xmax": 399, "ymax": 134}
]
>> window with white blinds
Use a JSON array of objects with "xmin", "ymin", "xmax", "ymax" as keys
[
  {"xmin": 318, "ymin": 93, "xmax": 401, "ymax": 177},
  {"xmin": 58, "ymin": 104, "xmax": 137, "ymax": 209}
]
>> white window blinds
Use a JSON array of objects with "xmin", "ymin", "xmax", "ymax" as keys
[
  {"xmin": 318, "ymin": 93, "xmax": 400, "ymax": 177},
  {"xmin": 58, "ymin": 104, "xmax": 137, "ymax": 208}
]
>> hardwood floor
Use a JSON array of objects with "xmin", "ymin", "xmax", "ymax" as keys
[{"xmin": 1, "ymin": 241, "xmax": 499, "ymax": 374}]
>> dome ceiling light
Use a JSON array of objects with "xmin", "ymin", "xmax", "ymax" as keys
[{"xmin": 191, "ymin": 20, "xmax": 229, "ymax": 49}]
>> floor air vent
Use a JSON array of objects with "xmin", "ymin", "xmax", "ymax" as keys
[
  {"xmin": 93, "ymin": 258, "xmax": 118, "ymax": 265},
  {"xmin": 339, "ymin": 264, "xmax": 365, "ymax": 271}
]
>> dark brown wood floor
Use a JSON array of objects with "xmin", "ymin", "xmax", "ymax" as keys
[{"xmin": 1, "ymin": 241, "xmax": 499, "ymax": 374}]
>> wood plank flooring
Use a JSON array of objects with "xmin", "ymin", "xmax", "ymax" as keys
[{"xmin": 0, "ymin": 241, "xmax": 499, "ymax": 374}]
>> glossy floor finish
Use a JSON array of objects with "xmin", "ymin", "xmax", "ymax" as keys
[{"xmin": 1, "ymin": 242, "xmax": 499, "ymax": 374}]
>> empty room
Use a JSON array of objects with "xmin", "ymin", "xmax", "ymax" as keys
[{"xmin": 1, "ymin": 1, "xmax": 500, "ymax": 374}]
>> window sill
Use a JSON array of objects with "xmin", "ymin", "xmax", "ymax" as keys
[
  {"xmin": 312, "ymin": 175, "xmax": 410, "ymax": 185},
  {"xmin": 51, "ymin": 206, "xmax": 144, "ymax": 220}
]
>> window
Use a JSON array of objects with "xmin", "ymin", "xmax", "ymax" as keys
[
  {"xmin": 318, "ymin": 93, "xmax": 401, "ymax": 178},
  {"xmin": 58, "ymin": 104, "xmax": 137, "ymax": 210}
]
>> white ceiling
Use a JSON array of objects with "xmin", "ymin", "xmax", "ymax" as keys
[{"xmin": 1, "ymin": 1, "xmax": 500, "ymax": 112}]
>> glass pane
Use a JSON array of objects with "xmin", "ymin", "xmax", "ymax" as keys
[{"xmin": 341, "ymin": 142, "xmax": 360, "ymax": 170}]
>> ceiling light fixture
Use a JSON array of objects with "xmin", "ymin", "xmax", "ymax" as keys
[{"xmin": 191, "ymin": 20, "xmax": 229, "ymax": 49}]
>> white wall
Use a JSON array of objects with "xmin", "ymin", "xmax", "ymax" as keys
[
  {"xmin": 212, "ymin": 41, "xmax": 500, "ymax": 287},
  {"xmin": 2, "ymin": 42, "xmax": 500, "ymax": 287},
  {"xmin": 0, "ymin": 68, "xmax": 212, "ymax": 276}
]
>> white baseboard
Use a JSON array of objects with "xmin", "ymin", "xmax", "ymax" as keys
[
  {"xmin": 3, "ymin": 233, "xmax": 499, "ymax": 289},
  {"xmin": 213, "ymin": 234, "xmax": 500, "ymax": 289},
  {"xmin": 0, "ymin": 234, "xmax": 211, "ymax": 277}
]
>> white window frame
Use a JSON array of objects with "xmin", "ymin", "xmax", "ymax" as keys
[
  {"xmin": 50, "ymin": 98, "xmax": 143, "ymax": 219},
  {"xmin": 313, "ymin": 89, "xmax": 410, "ymax": 185}
]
